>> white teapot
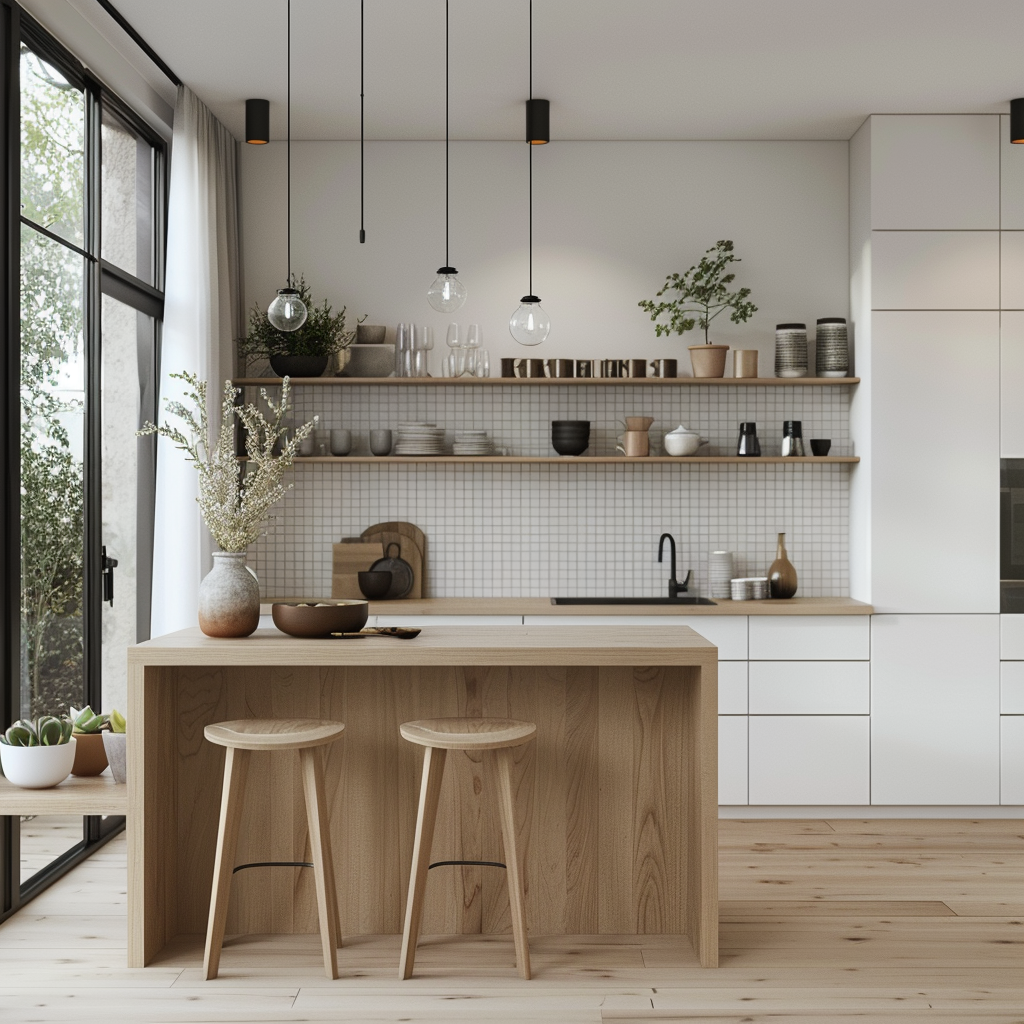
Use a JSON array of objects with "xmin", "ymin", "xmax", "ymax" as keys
[{"xmin": 663, "ymin": 424, "xmax": 707, "ymax": 457}]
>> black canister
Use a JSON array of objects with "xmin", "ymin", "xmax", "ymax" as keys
[
  {"xmin": 737, "ymin": 422, "xmax": 760, "ymax": 457},
  {"xmin": 781, "ymin": 420, "xmax": 805, "ymax": 457}
]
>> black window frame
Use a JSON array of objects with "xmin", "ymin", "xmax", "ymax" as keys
[{"xmin": 1, "ymin": 0, "xmax": 167, "ymax": 922}]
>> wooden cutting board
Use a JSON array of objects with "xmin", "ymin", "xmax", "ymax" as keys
[
  {"xmin": 360, "ymin": 522, "xmax": 426, "ymax": 599},
  {"xmin": 331, "ymin": 540, "xmax": 384, "ymax": 599}
]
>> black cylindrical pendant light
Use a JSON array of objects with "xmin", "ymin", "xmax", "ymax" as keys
[
  {"xmin": 245, "ymin": 98, "xmax": 270, "ymax": 144},
  {"xmin": 1012, "ymin": 98, "xmax": 1024, "ymax": 144},
  {"xmin": 526, "ymin": 98, "xmax": 549, "ymax": 144}
]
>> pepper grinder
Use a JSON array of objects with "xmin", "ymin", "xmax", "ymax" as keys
[
  {"xmin": 737, "ymin": 422, "xmax": 761, "ymax": 457},
  {"xmin": 781, "ymin": 420, "xmax": 805, "ymax": 457}
]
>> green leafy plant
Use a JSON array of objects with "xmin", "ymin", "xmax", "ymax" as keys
[
  {"xmin": 109, "ymin": 709, "xmax": 126, "ymax": 734},
  {"xmin": 237, "ymin": 276, "xmax": 361, "ymax": 364},
  {"xmin": 1, "ymin": 715, "xmax": 73, "ymax": 746},
  {"xmin": 70, "ymin": 705, "xmax": 109, "ymax": 734},
  {"xmin": 639, "ymin": 240, "xmax": 757, "ymax": 344}
]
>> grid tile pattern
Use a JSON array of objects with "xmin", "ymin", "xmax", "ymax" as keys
[{"xmin": 247, "ymin": 381, "xmax": 852, "ymax": 600}]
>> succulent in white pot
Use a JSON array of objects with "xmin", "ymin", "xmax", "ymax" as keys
[{"xmin": 0, "ymin": 715, "xmax": 76, "ymax": 789}]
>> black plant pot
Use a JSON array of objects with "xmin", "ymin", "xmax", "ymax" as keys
[{"xmin": 269, "ymin": 354, "xmax": 329, "ymax": 378}]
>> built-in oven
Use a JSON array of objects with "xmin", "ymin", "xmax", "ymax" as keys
[{"xmin": 1001, "ymin": 459, "xmax": 1024, "ymax": 612}]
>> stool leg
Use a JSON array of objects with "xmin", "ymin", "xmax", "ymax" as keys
[
  {"xmin": 399, "ymin": 745, "xmax": 447, "ymax": 980},
  {"xmin": 204, "ymin": 747, "xmax": 251, "ymax": 981},
  {"xmin": 300, "ymin": 747, "xmax": 339, "ymax": 980},
  {"xmin": 491, "ymin": 747, "xmax": 531, "ymax": 980},
  {"xmin": 318, "ymin": 746, "xmax": 343, "ymax": 950}
]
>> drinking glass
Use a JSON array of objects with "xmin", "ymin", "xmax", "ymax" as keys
[
  {"xmin": 466, "ymin": 323, "xmax": 482, "ymax": 349},
  {"xmin": 395, "ymin": 323, "xmax": 410, "ymax": 378},
  {"xmin": 476, "ymin": 350, "xmax": 490, "ymax": 378}
]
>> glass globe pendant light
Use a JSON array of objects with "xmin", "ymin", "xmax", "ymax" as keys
[
  {"xmin": 426, "ymin": 0, "xmax": 467, "ymax": 312},
  {"xmin": 509, "ymin": 0, "xmax": 550, "ymax": 346},
  {"xmin": 267, "ymin": 0, "xmax": 307, "ymax": 332}
]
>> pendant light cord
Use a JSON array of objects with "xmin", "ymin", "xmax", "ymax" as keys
[
  {"xmin": 287, "ymin": 0, "xmax": 292, "ymax": 284},
  {"xmin": 445, "ymin": 0, "xmax": 449, "ymax": 268},
  {"xmin": 359, "ymin": 0, "xmax": 365, "ymax": 242},
  {"xmin": 528, "ymin": 0, "xmax": 533, "ymax": 296}
]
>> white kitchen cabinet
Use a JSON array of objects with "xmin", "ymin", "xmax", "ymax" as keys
[
  {"xmin": 749, "ymin": 661, "xmax": 869, "ymax": 715},
  {"xmin": 1001, "ymin": 662, "xmax": 1024, "ymax": 714},
  {"xmin": 1001, "ymin": 716, "xmax": 1024, "ymax": 804},
  {"xmin": 1001, "ymin": 233, "xmax": 1024, "ymax": 310},
  {"xmin": 748, "ymin": 716, "xmax": 870, "ymax": 805},
  {"xmin": 1000, "ymin": 312, "xmax": 1024, "ymax": 457},
  {"xmin": 718, "ymin": 716, "xmax": 748, "ymax": 805},
  {"xmin": 1001, "ymin": 615, "xmax": 1024, "ymax": 659},
  {"xmin": 870, "ymin": 115, "xmax": 1000, "ymax": 230},
  {"xmin": 748, "ymin": 616, "xmax": 868, "ymax": 661},
  {"xmin": 871, "ymin": 312, "xmax": 999, "ymax": 613},
  {"xmin": 718, "ymin": 661, "xmax": 748, "ymax": 715},
  {"xmin": 871, "ymin": 615, "xmax": 1000, "ymax": 805},
  {"xmin": 871, "ymin": 231, "xmax": 999, "ymax": 310},
  {"xmin": 523, "ymin": 615, "xmax": 747, "ymax": 659}
]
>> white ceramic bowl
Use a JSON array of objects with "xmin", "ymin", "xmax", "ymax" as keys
[
  {"xmin": 663, "ymin": 431, "xmax": 704, "ymax": 457},
  {"xmin": 0, "ymin": 737, "xmax": 77, "ymax": 788}
]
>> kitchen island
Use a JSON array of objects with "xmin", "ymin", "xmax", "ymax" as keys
[{"xmin": 127, "ymin": 625, "xmax": 718, "ymax": 969}]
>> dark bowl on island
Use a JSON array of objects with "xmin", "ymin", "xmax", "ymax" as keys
[
  {"xmin": 272, "ymin": 600, "xmax": 369, "ymax": 638},
  {"xmin": 358, "ymin": 571, "xmax": 393, "ymax": 600}
]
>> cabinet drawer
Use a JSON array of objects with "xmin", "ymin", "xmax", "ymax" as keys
[
  {"xmin": 1001, "ymin": 662, "xmax": 1024, "ymax": 714},
  {"xmin": 1001, "ymin": 716, "xmax": 1024, "ymax": 805},
  {"xmin": 1001, "ymin": 615, "xmax": 1024, "ymax": 660},
  {"xmin": 749, "ymin": 662, "xmax": 869, "ymax": 714},
  {"xmin": 748, "ymin": 616, "xmax": 869, "ymax": 660},
  {"xmin": 719, "ymin": 716, "xmax": 748, "ymax": 805},
  {"xmin": 719, "ymin": 662, "xmax": 748, "ymax": 715},
  {"xmin": 749, "ymin": 716, "xmax": 870, "ymax": 805},
  {"xmin": 523, "ymin": 615, "xmax": 747, "ymax": 659}
]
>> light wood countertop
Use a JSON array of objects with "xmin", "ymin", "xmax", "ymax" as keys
[{"xmin": 261, "ymin": 596, "xmax": 873, "ymax": 616}]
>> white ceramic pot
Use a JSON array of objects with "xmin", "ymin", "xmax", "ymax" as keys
[
  {"xmin": 102, "ymin": 732, "xmax": 127, "ymax": 783},
  {"xmin": 197, "ymin": 551, "xmax": 260, "ymax": 638},
  {"xmin": 663, "ymin": 426, "xmax": 707, "ymax": 457},
  {"xmin": 0, "ymin": 737, "xmax": 77, "ymax": 788}
]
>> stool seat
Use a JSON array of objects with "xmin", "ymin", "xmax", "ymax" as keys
[
  {"xmin": 204, "ymin": 718, "xmax": 345, "ymax": 751},
  {"xmin": 400, "ymin": 718, "xmax": 536, "ymax": 751}
]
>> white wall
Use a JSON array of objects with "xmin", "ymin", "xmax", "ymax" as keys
[{"xmin": 238, "ymin": 140, "xmax": 849, "ymax": 370}]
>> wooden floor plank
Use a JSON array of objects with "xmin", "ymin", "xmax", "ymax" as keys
[{"xmin": 719, "ymin": 900, "xmax": 955, "ymax": 918}]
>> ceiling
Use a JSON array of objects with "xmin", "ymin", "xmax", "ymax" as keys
[{"xmin": 98, "ymin": 0, "xmax": 1024, "ymax": 141}]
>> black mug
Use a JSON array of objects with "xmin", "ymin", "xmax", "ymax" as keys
[{"xmin": 737, "ymin": 422, "xmax": 760, "ymax": 457}]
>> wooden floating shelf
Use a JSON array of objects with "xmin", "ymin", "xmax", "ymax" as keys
[
  {"xmin": 275, "ymin": 455, "xmax": 860, "ymax": 465},
  {"xmin": 0, "ymin": 773, "xmax": 127, "ymax": 816},
  {"xmin": 234, "ymin": 376, "xmax": 859, "ymax": 387}
]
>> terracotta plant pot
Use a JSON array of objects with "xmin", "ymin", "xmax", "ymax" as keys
[
  {"xmin": 71, "ymin": 732, "xmax": 109, "ymax": 777},
  {"xmin": 688, "ymin": 344, "xmax": 730, "ymax": 378}
]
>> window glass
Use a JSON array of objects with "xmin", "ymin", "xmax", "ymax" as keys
[
  {"xmin": 102, "ymin": 109, "xmax": 154, "ymax": 283},
  {"xmin": 20, "ymin": 47, "xmax": 85, "ymax": 248}
]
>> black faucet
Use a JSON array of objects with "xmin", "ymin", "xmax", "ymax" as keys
[{"xmin": 658, "ymin": 533, "xmax": 692, "ymax": 599}]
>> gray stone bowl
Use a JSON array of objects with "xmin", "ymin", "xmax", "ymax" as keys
[
  {"xmin": 341, "ymin": 344, "xmax": 396, "ymax": 378},
  {"xmin": 357, "ymin": 324, "xmax": 387, "ymax": 344}
]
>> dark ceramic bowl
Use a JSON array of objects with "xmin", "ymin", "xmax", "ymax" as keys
[
  {"xmin": 269, "ymin": 354, "xmax": 330, "ymax": 379},
  {"xmin": 358, "ymin": 571, "xmax": 393, "ymax": 600},
  {"xmin": 272, "ymin": 600, "xmax": 369, "ymax": 638},
  {"xmin": 552, "ymin": 420, "xmax": 590, "ymax": 430},
  {"xmin": 552, "ymin": 422, "xmax": 591, "ymax": 457},
  {"xmin": 810, "ymin": 439, "xmax": 832, "ymax": 456}
]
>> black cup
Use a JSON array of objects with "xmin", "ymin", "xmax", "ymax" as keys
[
  {"xmin": 358, "ymin": 571, "xmax": 393, "ymax": 600},
  {"xmin": 810, "ymin": 439, "xmax": 832, "ymax": 456},
  {"xmin": 552, "ymin": 420, "xmax": 590, "ymax": 456}
]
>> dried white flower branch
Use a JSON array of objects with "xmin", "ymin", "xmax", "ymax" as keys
[{"xmin": 138, "ymin": 372, "xmax": 316, "ymax": 552}]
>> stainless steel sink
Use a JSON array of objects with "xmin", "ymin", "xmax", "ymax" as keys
[{"xmin": 551, "ymin": 596, "xmax": 717, "ymax": 605}]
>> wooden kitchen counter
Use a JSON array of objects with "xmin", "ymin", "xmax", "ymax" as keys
[{"xmin": 128, "ymin": 625, "xmax": 718, "ymax": 970}]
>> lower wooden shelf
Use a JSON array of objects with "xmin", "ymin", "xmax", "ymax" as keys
[
  {"xmin": 283, "ymin": 455, "xmax": 859, "ymax": 465},
  {"xmin": 0, "ymin": 772, "xmax": 127, "ymax": 816}
]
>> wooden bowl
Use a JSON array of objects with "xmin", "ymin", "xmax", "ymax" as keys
[{"xmin": 272, "ymin": 600, "xmax": 369, "ymax": 638}]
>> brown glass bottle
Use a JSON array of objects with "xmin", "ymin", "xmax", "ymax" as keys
[{"xmin": 768, "ymin": 532, "xmax": 798, "ymax": 599}]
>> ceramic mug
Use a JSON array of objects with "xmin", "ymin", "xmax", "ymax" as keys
[
  {"xmin": 650, "ymin": 358, "xmax": 677, "ymax": 378},
  {"xmin": 330, "ymin": 429, "xmax": 352, "ymax": 456},
  {"xmin": 545, "ymin": 359, "xmax": 574, "ymax": 378},
  {"xmin": 621, "ymin": 359, "xmax": 647, "ymax": 378},
  {"xmin": 500, "ymin": 358, "xmax": 517, "ymax": 378},
  {"xmin": 733, "ymin": 349, "xmax": 759, "ymax": 378},
  {"xmin": 369, "ymin": 429, "xmax": 392, "ymax": 456},
  {"xmin": 575, "ymin": 359, "xmax": 594, "ymax": 378},
  {"xmin": 615, "ymin": 431, "xmax": 650, "ymax": 457},
  {"xmin": 600, "ymin": 359, "xmax": 622, "ymax": 378},
  {"xmin": 515, "ymin": 358, "xmax": 546, "ymax": 378}
]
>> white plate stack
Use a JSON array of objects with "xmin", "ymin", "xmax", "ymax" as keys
[
  {"xmin": 709, "ymin": 551, "xmax": 734, "ymax": 599},
  {"xmin": 452, "ymin": 430, "xmax": 493, "ymax": 456},
  {"xmin": 394, "ymin": 422, "xmax": 446, "ymax": 456}
]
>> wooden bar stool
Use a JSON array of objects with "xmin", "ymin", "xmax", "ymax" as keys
[
  {"xmin": 398, "ymin": 717, "xmax": 537, "ymax": 980},
  {"xmin": 203, "ymin": 719, "xmax": 345, "ymax": 980}
]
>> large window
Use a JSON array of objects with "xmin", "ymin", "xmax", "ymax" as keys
[{"xmin": 1, "ymin": 3, "xmax": 166, "ymax": 917}]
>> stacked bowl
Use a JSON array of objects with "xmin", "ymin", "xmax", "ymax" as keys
[
  {"xmin": 551, "ymin": 420, "xmax": 590, "ymax": 456},
  {"xmin": 709, "ymin": 551, "xmax": 734, "ymax": 599}
]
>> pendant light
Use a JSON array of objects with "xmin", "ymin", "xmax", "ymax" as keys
[
  {"xmin": 1012, "ymin": 98, "xmax": 1024, "ymax": 144},
  {"xmin": 426, "ymin": 0, "xmax": 467, "ymax": 312},
  {"xmin": 359, "ymin": 0, "xmax": 366, "ymax": 242},
  {"xmin": 509, "ymin": 0, "xmax": 550, "ymax": 346},
  {"xmin": 245, "ymin": 99, "xmax": 270, "ymax": 144},
  {"xmin": 267, "ymin": 0, "xmax": 307, "ymax": 331}
]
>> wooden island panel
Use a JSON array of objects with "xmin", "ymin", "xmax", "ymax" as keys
[{"xmin": 128, "ymin": 626, "xmax": 718, "ymax": 969}]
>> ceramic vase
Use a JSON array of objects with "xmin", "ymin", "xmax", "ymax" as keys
[
  {"xmin": 688, "ymin": 344, "xmax": 729, "ymax": 378},
  {"xmin": 768, "ymin": 532, "xmax": 798, "ymax": 599},
  {"xmin": 198, "ymin": 551, "xmax": 260, "ymax": 638},
  {"xmin": 102, "ymin": 732, "xmax": 127, "ymax": 783}
]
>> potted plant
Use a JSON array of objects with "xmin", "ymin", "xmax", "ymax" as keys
[
  {"xmin": 639, "ymin": 240, "xmax": 757, "ymax": 378},
  {"xmin": 70, "ymin": 705, "xmax": 110, "ymax": 777},
  {"xmin": 0, "ymin": 715, "xmax": 76, "ymax": 789},
  {"xmin": 101, "ymin": 709, "xmax": 126, "ymax": 784},
  {"xmin": 237, "ymin": 276, "xmax": 358, "ymax": 378},
  {"xmin": 138, "ymin": 373, "xmax": 316, "ymax": 637}
]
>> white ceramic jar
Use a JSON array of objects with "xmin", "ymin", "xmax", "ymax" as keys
[{"xmin": 663, "ymin": 425, "xmax": 707, "ymax": 457}]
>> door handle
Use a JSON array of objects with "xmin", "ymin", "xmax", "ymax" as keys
[{"xmin": 101, "ymin": 545, "xmax": 119, "ymax": 606}]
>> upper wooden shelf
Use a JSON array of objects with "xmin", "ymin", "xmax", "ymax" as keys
[
  {"xmin": 0, "ymin": 772, "xmax": 127, "ymax": 816},
  {"xmin": 281, "ymin": 455, "xmax": 859, "ymax": 465},
  {"xmin": 233, "ymin": 376, "xmax": 859, "ymax": 387}
]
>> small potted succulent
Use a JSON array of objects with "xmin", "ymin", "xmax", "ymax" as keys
[
  {"xmin": 0, "ymin": 715, "xmax": 76, "ymax": 788},
  {"xmin": 237, "ymin": 275, "xmax": 359, "ymax": 378},
  {"xmin": 101, "ymin": 709, "xmax": 127, "ymax": 784},
  {"xmin": 70, "ymin": 705, "xmax": 110, "ymax": 777},
  {"xmin": 639, "ymin": 240, "xmax": 757, "ymax": 378}
]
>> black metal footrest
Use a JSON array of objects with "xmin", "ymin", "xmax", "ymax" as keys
[
  {"xmin": 232, "ymin": 860, "xmax": 314, "ymax": 874},
  {"xmin": 428, "ymin": 859, "xmax": 506, "ymax": 870}
]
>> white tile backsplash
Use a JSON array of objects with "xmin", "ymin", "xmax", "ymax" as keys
[{"xmin": 247, "ymin": 383, "xmax": 852, "ymax": 600}]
